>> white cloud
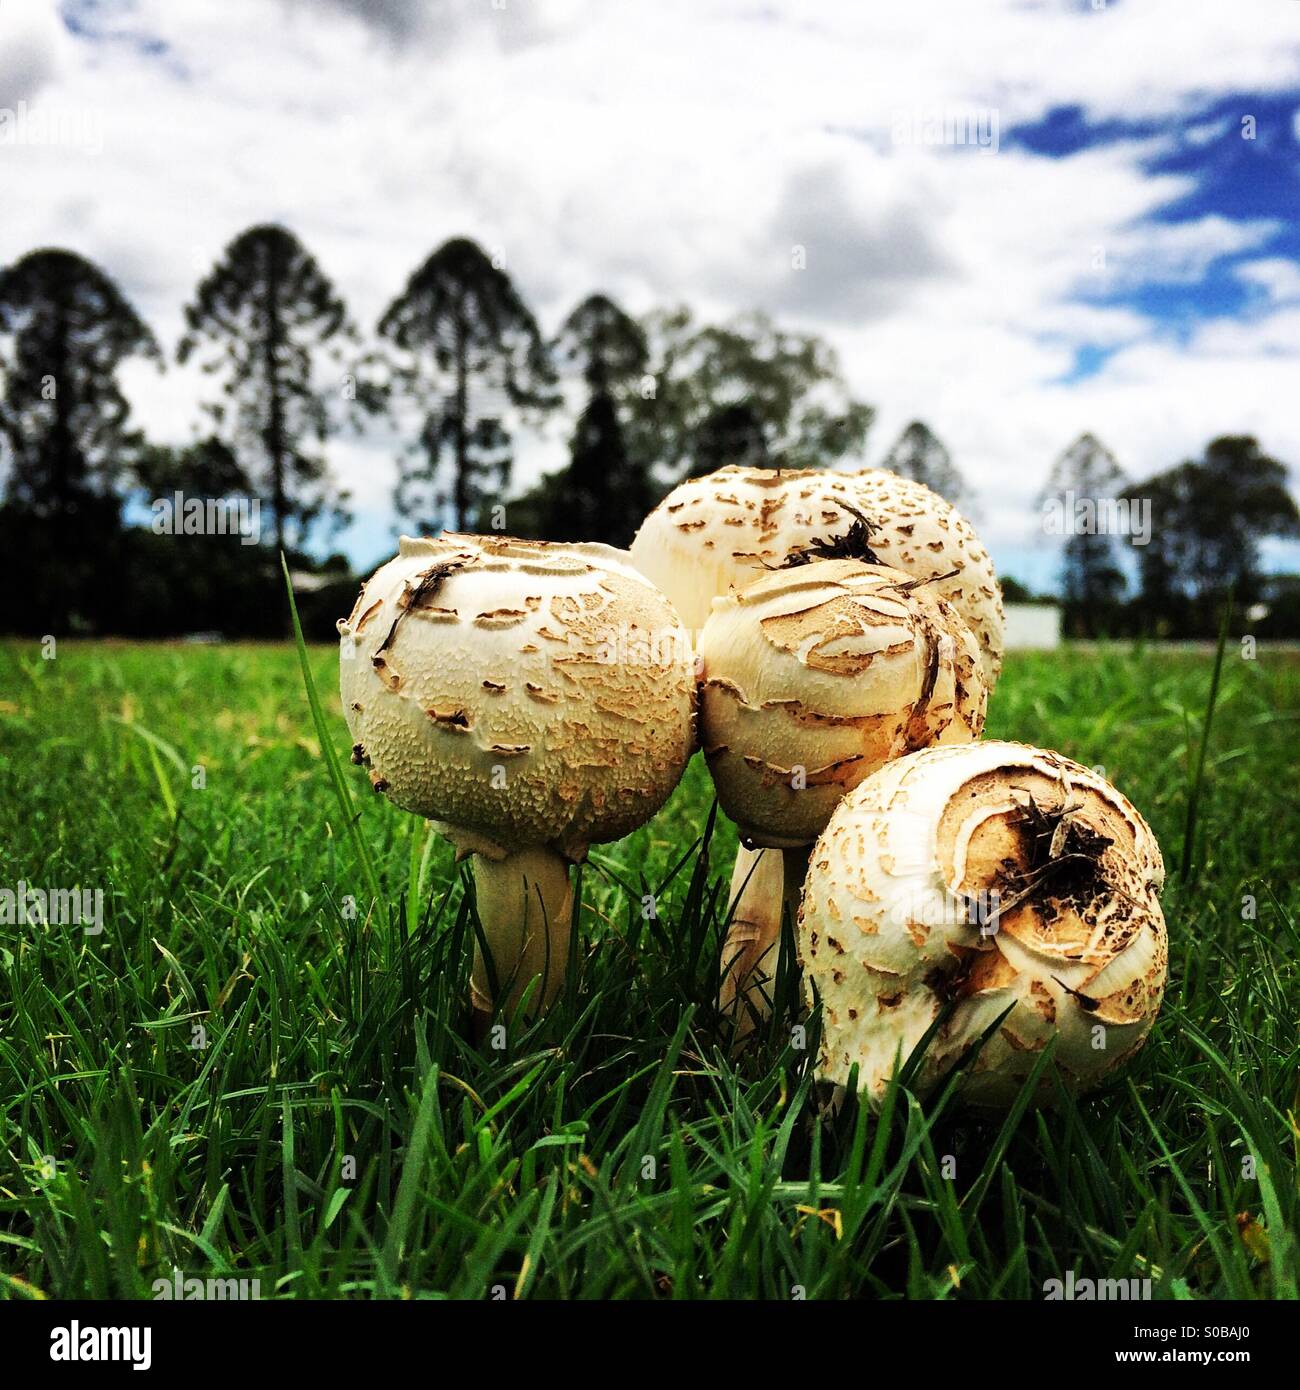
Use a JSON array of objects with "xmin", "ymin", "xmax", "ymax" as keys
[
  {"xmin": 1183, "ymin": 116, "xmax": 1230, "ymax": 147},
  {"xmin": 0, "ymin": 0, "xmax": 69, "ymax": 106},
  {"xmin": 2, "ymin": 0, "xmax": 1299, "ymax": 575},
  {"xmin": 1099, "ymin": 215, "xmax": 1278, "ymax": 289},
  {"xmin": 1236, "ymin": 258, "xmax": 1300, "ymax": 304}
]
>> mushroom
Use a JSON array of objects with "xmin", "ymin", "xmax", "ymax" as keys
[
  {"xmin": 338, "ymin": 534, "xmax": 696, "ymax": 1020},
  {"xmin": 698, "ymin": 559, "xmax": 988, "ymax": 1031},
  {"xmin": 630, "ymin": 464, "xmax": 1004, "ymax": 684},
  {"xmin": 798, "ymin": 741, "xmax": 1168, "ymax": 1109},
  {"xmin": 629, "ymin": 464, "xmax": 1004, "ymax": 1030}
]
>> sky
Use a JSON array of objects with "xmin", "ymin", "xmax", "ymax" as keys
[{"xmin": 1, "ymin": 0, "xmax": 1299, "ymax": 590}]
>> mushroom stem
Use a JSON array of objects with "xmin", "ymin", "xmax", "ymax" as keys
[
  {"xmin": 470, "ymin": 847, "xmax": 574, "ymax": 1022},
  {"xmin": 720, "ymin": 845, "xmax": 808, "ymax": 1036}
]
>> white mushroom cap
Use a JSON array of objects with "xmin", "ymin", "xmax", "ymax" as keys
[
  {"xmin": 799, "ymin": 741, "xmax": 1168, "ymax": 1109},
  {"xmin": 338, "ymin": 534, "xmax": 696, "ymax": 862},
  {"xmin": 630, "ymin": 465, "xmax": 1004, "ymax": 686},
  {"xmin": 698, "ymin": 559, "xmax": 987, "ymax": 849}
]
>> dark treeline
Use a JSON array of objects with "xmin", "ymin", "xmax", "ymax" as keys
[
  {"xmin": 1034, "ymin": 431, "xmax": 1300, "ymax": 639},
  {"xmin": 0, "ymin": 227, "xmax": 1296, "ymax": 640}
]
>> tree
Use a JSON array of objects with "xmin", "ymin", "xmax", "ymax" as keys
[
  {"xmin": 178, "ymin": 224, "xmax": 356, "ymax": 553},
  {"xmin": 1126, "ymin": 436, "xmax": 1299, "ymax": 634},
  {"xmin": 134, "ymin": 435, "xmax": 252, "ymax": 500},
  {"xmin": 999, "ymin": 576, "xmax": 1040, "ymax": 605},
  {"xmin": 553, "ymin": 292, "xmax": 647, "ymax": 395},
  {"xmin": 882, "ymin": 420, "xmax": 971, "ymax": 510},
  {"xmin": 1040, "ymin": 433, "xmax": 1128, "ymax": 636},
  {"xmin": 692, "ymin": 402, "xmax": 770, "ymax": 475},
  {"xmin": 625, "ymin": 307, "xmax": 873, "ymax": 483},
  {"xmin": 378, "ymin": 238, "xmax": 556, "ymax": 532},
  {"xmin": 553, "ymin": 395, "xmax": 638, "ymax": 544},
  {"xmin": 0, "ymin": 248, "xmax": 160, "ymax": 524},
  {"xmin": 541, "ymin": 293, "xmax": 650, "ymax": 544},
  {"xmin": 1254, "ymin": 574, "xmax": 1300, "ymax": 639}
]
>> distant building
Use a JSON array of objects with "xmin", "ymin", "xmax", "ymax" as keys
[{"xmin": 1004, "ymin": 602, "xmax": 1061, "ymax": 650}]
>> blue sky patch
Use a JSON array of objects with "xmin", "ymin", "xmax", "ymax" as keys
[{"xmin": 1010, "ymin": 92, "xmax": 1299, "ymax": 375}]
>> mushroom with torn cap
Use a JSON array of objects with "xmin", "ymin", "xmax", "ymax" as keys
[
  {"xmin": 797, "ymin": 741, "xmax": 1168, "ymax": 1109},
  {"xmin": 338, "ymin": 534, "xmax": 696, "ymax": 1020},
  {"xmin": 629, "ymin": 464, "xmax": 1004, "ymax": 1031},
  {"xmin": 698, "ymin": 558, "xmax": 988, "ymax": 1032}
]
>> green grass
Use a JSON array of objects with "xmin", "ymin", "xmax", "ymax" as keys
[{"xmin": 1, "ymin": 636, "xmax": 1297, "ymax": 1299}]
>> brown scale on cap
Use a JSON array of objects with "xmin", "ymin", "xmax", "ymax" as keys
[
  {"xmin": 338, "ymin": 533, "xmax": 696, "ymax": 1020},
  {"xmin": 338, "ymin": 534, "xmax": 696, "ymax": 856},
  {"xmin": 798, "ymin": 741, "xmax": 1168, "ymax": 1109},
  {"xmin": 698, "ymin": 559, "xmax": 988, "ymax": 850},
  {"xmin": 630, "ymin": 465, "xmax": 1003, "ymax": 689},
  {"xmin": 630, "ymin": 465, "xmax": 1004, "ymax": 1036}
]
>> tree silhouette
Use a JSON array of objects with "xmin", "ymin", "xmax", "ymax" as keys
[
  {"xmin": 135, "ymin": 435, "xmax": 252, "ymax": 500},
  {"xmin": 122, "ymin": 436, "xmax": 286, "ymax": 638},
  {"xmin": 544, "ymin": 293, "xmax": 649, "ymax": 544},
  {"xmin": 692, "ymin": 402, "xmax": 770, "ymax": 476},
  {"xmin": 1125, "ymin": 436, "xmax": 1299, "ymax": 634},
  {"xmin": 378, "ymin": 238, "xmax": 556, "ymax": 532},
  {"xmin": 0, "ymin": 248, "xmax": 160, "ymax": 524},
  {"xmin": 882, "ymin": 420, "xmax": 971, "ymax": 510},
  {"xmin": 1040, "ymin": 433, "xmax": 1128, "ymax": 636},
  {"xmin": 178, "ymin": 224, "xmax": 356, "ymax": 553},
  {"xmin": 554, "ymin": 293, "xmax": 647, "ymax": 394},
  {"xmin": 626, "ymin": 307, "xmax": 872, "ymax": 481}
]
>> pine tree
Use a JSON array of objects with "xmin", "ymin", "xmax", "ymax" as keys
[
  {"xmin": 178, "ymin": 224, "xmax": 356, "ymax": 553},
  {"xmin": 1040, "ymin": 433, "xmax": 1127, "ymax": 635},
  {"xmin": 546, "ymin": 293, "xmax": 649, "ymax": 543},
  {"xmin": 0, "ymin": 248, "xmax": 160, "ymax": 523},
  {"xmin": 378, "ymin": 238, "xmax": 556, "ymax": 532},
  {"xmin": 882, "ymin": 420, "xmax": 970, "ymax": 510}
]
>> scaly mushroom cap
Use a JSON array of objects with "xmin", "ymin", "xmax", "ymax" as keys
[
  {"xmin": 338, "ymin": 534, "xmax": 696, "ymax": 861},
  {"xmin": 799, "ymin": 741, "xmax": 1167, "ymax": 1108},
  {"xmin": 698, "ymin": 560, "xmax": 987, "ymax": 849},
  {"xmin": 629, "ymin": 465, "xmax": 1004, "ymax": 686}
]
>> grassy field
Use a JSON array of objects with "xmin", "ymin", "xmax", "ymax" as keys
[{"xmin": 1, "ymin": 636, "xmax": 1297, "ymax": 1300}]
